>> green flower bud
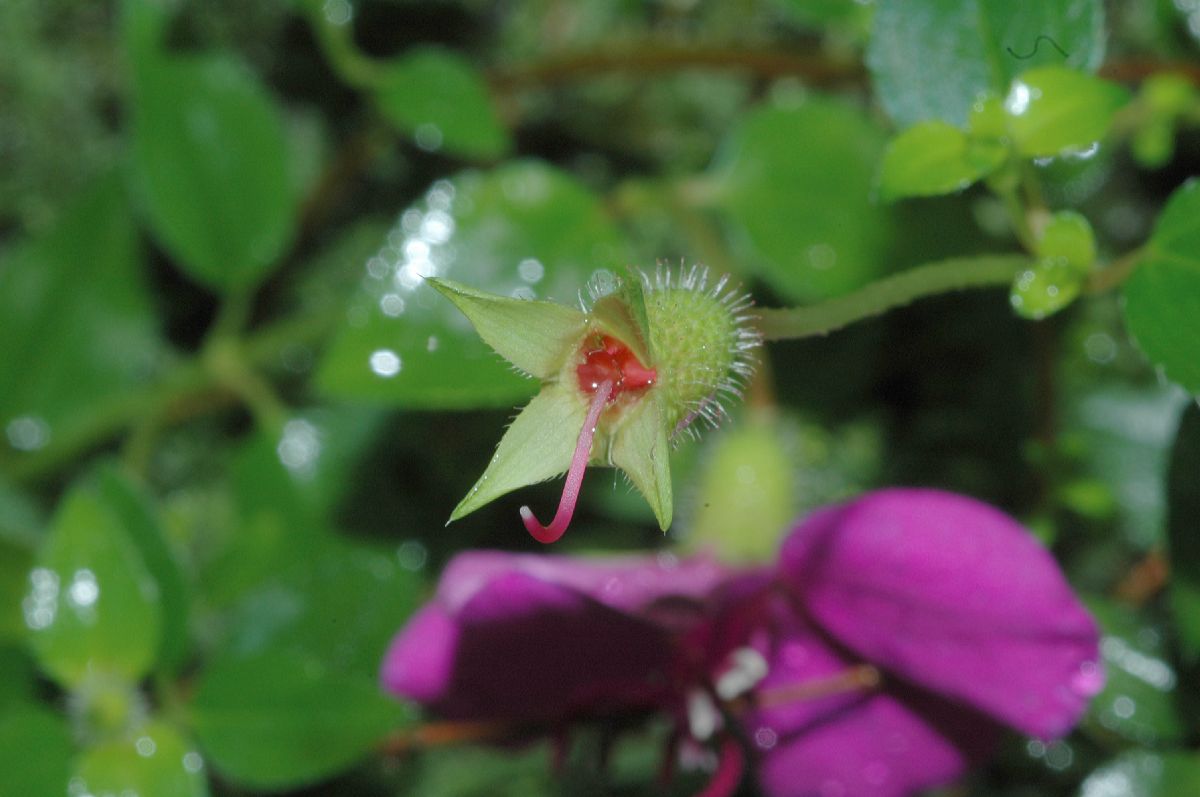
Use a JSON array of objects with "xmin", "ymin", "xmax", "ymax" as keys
[{"xmin": 429, "ymin": 265, "xmax": 759, "ymax": 542}]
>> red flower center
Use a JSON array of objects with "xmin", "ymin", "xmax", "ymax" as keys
[{"xmin": 576, "ymin": 334, "xmax": 657, "ymax": 399}]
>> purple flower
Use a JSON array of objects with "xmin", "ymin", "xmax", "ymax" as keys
[
  {"xmin": 380, "ymin": 489, "xmax": 1102, "ymax": 797},
  {"xmin": 737, "ymin": 488, "xmax": 1103, "ymax": 797}
]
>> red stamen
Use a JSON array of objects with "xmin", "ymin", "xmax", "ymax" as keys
[{"xmin": 520, "ymin": 379, "xmax": 613, "ymax": 543}]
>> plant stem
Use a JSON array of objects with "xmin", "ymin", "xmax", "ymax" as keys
[{"xmin": 756, "ymin": 254, "xmax": 1031, "ymax": 341}]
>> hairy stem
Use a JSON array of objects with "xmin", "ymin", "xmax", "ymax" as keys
[{"xmin": 756, "ymin": 255, "xmax": 1031, "ymax": 341}]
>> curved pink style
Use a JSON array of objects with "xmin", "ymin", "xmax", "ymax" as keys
[{"xmin": 520, "ymin": 379, "xmax": 613, "ymax": 543}]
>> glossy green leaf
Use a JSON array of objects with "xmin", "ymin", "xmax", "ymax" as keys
[
  {"xmin": 1124, "ymin": 179, "xmax": 1200, "ymax": 393},
  {"xmin": 879, "ymin": 121, "xmax": 1004, "ymax": 200},
  {"xmin": 1010, "ymin": 259, "xmax": 1084, "ymax": 319},
  {"xmin": 219, "ymin": 538, "xmax": 422, "ymax": 679},
  {"xmin": 450, "ymin": 383, "xmax": 587, "ymax": 522},
  {"xmin": 27, "ymin": 478, "xmax": 162, "ymax": 688},
  {"xmin": 427, "ymin": 279, "xmax": 587, "ymax": 379},
  {"xmin": 1078, "ymin": 751, "xmax": 1200, "ymax": 797},
  {"xmin": 192, "ymin": 650, "xmax": 411, "ymax": 789},
  {"xmin": 1005, "ymin": 67, "xmax": 1129, "ymax": 157},
  {"xmin": 0, "ymin": 705, "xmax": 72, "ymax": 796},
  {"xmin": 609, "ymin": 392, "xmax": 672, "ymax": 531},
  {"xmin": 75, "ymin": 721, "xmax": 209, "ymax": 797},
  {"xmin": 0, "ymin": 175, "xmax": 162, "ymax": 463},
  {"xmin": 1038, "ymin": 211, "xmax": 1096, "ymax": 270},
  {"xmin": 0, "ymin": 540, "xmax": 32, "ymax": 642},
  {"xmin": 1167, "ymin": 404, "xmax": 1200, "ymax": 664},
  {"xmin": 318, "ymin": 160, "xmax": 631, "ymax": 407},
  {"xmin": 130, "ymin": 52, "xmax": 297, "ymax": 291},
  {"xmin": 712, "ymin": 97, "xmax": 892, "ymax": 301},
  {"xmin": 1084, "ymin": 599, "xmax": 1185, "ymax": 746},
  {"xmin": 374, "ymin": 47, "xmax": 510, "ymax": 160},
  {"xmin": 88, "ymin": 464, "xmax": 190, "ymax": 673},
  {"xmin": 868, "ymin": 0, "xmax": 1106, "ymax": 127}
]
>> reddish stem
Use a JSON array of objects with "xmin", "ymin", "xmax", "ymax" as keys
[
  {"xmin": 693, "ymin": 738, "xmax": 745, "ymax": 797},
  {"xmin": 520, "ymin": 379, "xmax": 614, "ymax": 543}
]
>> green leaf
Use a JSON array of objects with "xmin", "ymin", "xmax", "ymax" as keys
[
  {"xmin": 1124, "ymin": 179, "xmax": 1200, "ymax": 393},
  {"xmin": 427, "ymin": 279, "xmax": 587, "ymax": 379},
  {"xmin": 1167, "ymin": 404, "xmax": 1200, "ymax": 664},
  {"xmin": 0, "ymin": 540, "xmax": 32, "ymax": 642},
  {"xmin": 27, "ymin": 477, "xmax": 162, "ymax": 688},
  {"xmin": 450, "ymin": 383, "xmax": 587, "ymax": 522},
  {"xmin": 74, "ymin": 721, "xmax": 209, "ymax": 797},
  {"xmin": 712, "ymin": 96, "xmax": 893, "ymax": 301},
  {"xmin": 1005, "ymin": 67, "xmax": 1130, "ymax": 157},
  {"xmin": 0, "ymin": 646, "xmax": 35, "ymax": 712},
  {"xmin": 0, "ymin": 705, "xmax": 73, "ymax": 796},
  {"xmin": 318, "ymin": 160, "xmax": 631, "ymax": 408},
  {"xmin": 879, "ymin": 120, "xmax": 1005, "ymax": 200},
  {"xmin": 1078, "ymin": 751, "xmax": 1200, "ymax": 797},
  {"xmin": 374, "ymin": 47, "xmax": 510, "ymax": 160},
  {"xmin": 1084, "ymin": 598, "xmax": 1185, "ymax": 746},
  {"xmin": 88, "ymin": 464, "xmax": 190, "ymax": 673},
  {"xmin": 219, "ymin": 538, "xmax": 422, "ymax": 679},
  {"xmin": 0, "ymin": 175, "xmax": 162, "ymax": 462},
  {"xmin": 1038, "ymin": 210, "xmax": 1096, "ymax": 270},
  {"xmin": 192, "ymin": 650, "xmax": 411, "ymax": 789},
  {"xmin": 1009, "ymin": 259, "xmax": 1084, "ymax": 319},
  {"xmin": 130, "ymin": 53, "xmax": 297, "ymax": 292},
  {"xmin": 609, "ymin": 392, "xmax": 672, "ymax": 531},
  {"xmin": 868, "ymin": 0, "xmax": 1107, "ymax": 128}
]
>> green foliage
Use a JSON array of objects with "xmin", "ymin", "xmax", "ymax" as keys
[
  {"xmin": 712, "ymin": 97, "xmax": 893, "ymax": 300},
  {"xmin": 1124, "ymin": 180, "xmax": 1200, "ymax": 392},
  {"xmin": 1, "ymin": 2, "xmax": 1199, "ymax": 796},
  {"xmin": 192, "ymin": 651, "xmax": 411, "ymax": 789},
  {"xmin": 868, "ymin": 0, "xmax": 1107, "ymax": 127}
]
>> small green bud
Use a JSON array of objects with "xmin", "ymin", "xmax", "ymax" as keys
[{"xmin": 1037, "ymin": 211, "xmax": 1096, "ymax": 274}]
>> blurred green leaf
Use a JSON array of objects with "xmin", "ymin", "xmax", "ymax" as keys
[
  {"xmin": 1005, "ymin": 67, "xmax": 1130, "ymax": 157},
  {"xmin": 1084, "ymin": 598, "xmax": 1185, "ymax": 746},
  {"xmin": 1009, "ymin": 259, "xmax": 1084, "ymax": 319},
  {"xmin": 27, "ymin": 476, "xmax": 162, "ymax": 688},
  {"xmin": 772, "ymin": 0, "xmax": 872, "ymax": 30},
  {"xmin": 0, "ymin": 540, "xmax": 32, "ymax": 642},
  {"xmin": 1078, "ymin": 750, "xmax": 1200, "ymax": 797},
  {"xmin": 879, "ymin": 120, "xmax": 1005, "ymax": 201},
  {"xmin": 712, "ymin": 97, "xmax": 893, "ymax": 301},
  {"xmin": 89, "ymin": 464, "xmax": 190, "ymax": 673},
  {"xmin": 0, "ymin": 175, "xmax": 162, "ymax": 461},
  {"xmin": 130, "ymin": 52, "xmax": 297, "ymax": 292},
  {"xmin": 1038, "ymin": 211, "xmax": 1096, "ymax": 270},
  {"xmin": 1124, "ymin": 179, "xmax": 1200, "ymax": 393},
  {"xmin": 221, "ymin": 538, "xmax": 422, "ymax": 679},
  {"xmin": 318, "ymin": 160, "xmax": 631, "ymax": 407},
  {"xmin": 192, "ymin": 650, "xmax": 412, "ymax": 789},
  {"xmin": 75, "ymin": 720, "xmax": 209, "ymax": 797},
  {"xmin": 1167, "ymin": 404, "xmax": 1200, "ymax": 664},
  {"xmin": 0, "ymin": 645, "xmax": 35, "ymax": 711},
  {"xmin": 867, "ymin": 0, "xmax": 1106, "ymax": 127},
  {"xmin": 374, "ymin": 47, "xmax": 510, "ymax": 160},
  {"xmin": 0, "ymin": 704, "xmax": 72, "ymax": 796}
]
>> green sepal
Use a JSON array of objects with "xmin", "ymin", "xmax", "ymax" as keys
[
  {"xmin": 1005, "ymin": 67, "xmax": 1130, "ymax": 157},
  {"xmin": 449, "ymin": 384, "xmax": 587, "ymax": 522},
  {"xmin": 609, "ymin": 392, "xmax": 673, "ymax": 531},
  {"xmin": 1009, "ymin": 259, "xmax": 1084, "ymax": 320},
  {"xmin": 878, "ymin": 120, "xmax": 1005, "ymax": 201},
  {"xmin": 427, "ymin": 278, "xmax": 587, "ymax": 379},
  {"xmin": 589, "ymin": 278, "xmax": 653, "ymax": 367}
]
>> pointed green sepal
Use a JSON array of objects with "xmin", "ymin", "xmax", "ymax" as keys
[
  {"xmin": 610, "ymin": 391, "xmax": 673, "ymax": 531},
  {"xmin": 449, "ymin": 384, "xmax": 588, "ymax": 522},
  {"xmin": 589, "ymin": 278, "xmax": 653, "ymax": 366},
  {"xmin": 427, "ymin": 278, "xmax": 587, "ymax": 379}
]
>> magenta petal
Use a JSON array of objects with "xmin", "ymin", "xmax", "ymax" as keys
[
  {"xmin": 755, "ymin": 690, "xmax": 985, "ymax": 797},
  {"xmin": 780, "ymin": 488, "xmax": 1103, "ymax": 738},
  {"xmin": 380, "ymin": 605, "xmax": 460, "ymax": 702}
]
